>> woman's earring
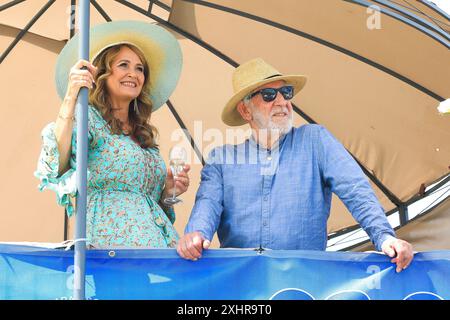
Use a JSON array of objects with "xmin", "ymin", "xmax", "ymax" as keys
[{"xmin": 134, "ymin": 98, "xmax": 140, "ymax": 115}]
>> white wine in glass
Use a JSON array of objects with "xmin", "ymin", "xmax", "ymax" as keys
[{"xmin": 163, "ymin": 145, "xmax": 187, "ymax": 206}]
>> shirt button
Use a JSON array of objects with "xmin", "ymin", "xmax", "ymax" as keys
[
  {"xmin": 263, "ymin": 196, "xmax": 268, "ymax": 201},
  {"xmin": 267, "ymin": 156, "xmax": 272, "ymax": 161},
  {"xmin": 263, "ymin": 221, "xmax": 268, "ymax": 226}
]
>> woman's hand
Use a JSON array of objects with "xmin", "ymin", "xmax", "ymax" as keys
[
  {"xmin": 55, "ymin": 60, "xmax": 97, "ymax": 176},
  {"xmin": 162, "ymin": 164, "xmax": 191, "ymax": 199},
  {"xmin": 65, "ymin": 59, "xmax": 97, "ymax": 100}
]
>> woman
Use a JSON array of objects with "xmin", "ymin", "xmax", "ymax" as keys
[{"xmin": 35, "ymin": 21, "xmax": 188, "ymax": 248}]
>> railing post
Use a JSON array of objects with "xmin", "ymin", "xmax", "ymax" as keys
[{"xmin": 73, "ymin": 0, "xmax": 90, "ymax": 301}]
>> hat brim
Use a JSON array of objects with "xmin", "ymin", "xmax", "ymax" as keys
[
  {"xmin": 221, "ymin": 75, "xmax": 307, "ymax": 126},
  {"xmin": 55, "ymin": 20, "xmax": 182, "ymax": 112}
]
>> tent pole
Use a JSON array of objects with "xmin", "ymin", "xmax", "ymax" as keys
[
  {"xmin": 73, "ymin": 0, "xmax": 90, "ymax": 301},
  {"xmin": 398, "ymin": 204, "xmax": 409, "ymax": 226}
]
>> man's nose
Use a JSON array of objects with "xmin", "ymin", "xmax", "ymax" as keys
[{"xmin": 273, "ymin": 91, "xmax": 288, "ymax": 105}]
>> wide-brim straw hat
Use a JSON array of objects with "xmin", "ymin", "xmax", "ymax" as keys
[
  {"xmin": 55, "ymin": 20, "xmax": 182, "ymax": 112},
  {"xmin": 222, "ymin": 58, "xmax": 307, "ymax": 126}
]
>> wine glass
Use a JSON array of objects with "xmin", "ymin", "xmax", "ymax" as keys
[{"xmin": 163, "ymin": 145, "xmax": 187, "ymax": 206}]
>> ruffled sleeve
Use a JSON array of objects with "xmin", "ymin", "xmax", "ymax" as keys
[
  {"xmin": 34, "ymin": 106, "xmax": 98, "ymax": 217},
  {"xmin": 34, "ymin": 122, "xmax": 78, "ymax": 217}
]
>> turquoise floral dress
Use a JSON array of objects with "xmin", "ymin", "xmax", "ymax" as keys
[{"xmin": 35, "ymin": 105, "xmax": 179, "ymax": 248}]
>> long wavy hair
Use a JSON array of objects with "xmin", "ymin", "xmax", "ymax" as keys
[{"xmin": 89, "ymin": 43, "xmax": 158, "ymax": 149}]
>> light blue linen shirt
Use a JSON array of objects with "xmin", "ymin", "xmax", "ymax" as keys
[{"xmin": 185, "ymin": 124, "xmax": 396, "ymax": 251}]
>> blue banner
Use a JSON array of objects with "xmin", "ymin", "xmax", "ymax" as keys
[{"xmin": 0, "ymin": 244, "xmax": 449, "ymax": 300}]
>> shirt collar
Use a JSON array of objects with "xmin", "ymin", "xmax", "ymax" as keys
[{"xmin": 247, "ymin": 127, "xmax": 292, "ymax": 152}]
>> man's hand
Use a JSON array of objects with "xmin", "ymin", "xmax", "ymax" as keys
[
  {"xmin": 381, "ymin": 237, "xmax": 414, "ymax": 273},
  {"xmin": 177, "ymin": 231, "xmax": 211, "ymax": 261}
]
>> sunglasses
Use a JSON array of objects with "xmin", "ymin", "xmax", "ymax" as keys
[{"xmin": 247, "ymin": 85, "xmax": 294, "ymax": 102}]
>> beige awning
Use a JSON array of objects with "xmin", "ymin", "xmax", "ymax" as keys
[
  {"xmin": 352, "ymin": 196, "xmax": 450, "ymax": 251},
  {"xmin": 0, "ymin": 0, "xmax": 449, "ymax": 249},
  {"xmin": 168, "ymin": 0, "xmax": 450, "ymax": 232},
  {"xmin": 365, "ymin": 0, "xmax": 450, "ymax": 34}
]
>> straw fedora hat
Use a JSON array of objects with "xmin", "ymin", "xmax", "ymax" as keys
[
  {"xmin": 55, "ymin": 20, "xmax": 182, "ymax": 111},
  {"xmin": 222, "ymin": 58, "xmax": 307, "ymax": 126}
]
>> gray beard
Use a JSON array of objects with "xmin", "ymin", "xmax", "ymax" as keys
[{"xmin": 251, "ymin": 107, "xmax": 293, "ymax": 136}]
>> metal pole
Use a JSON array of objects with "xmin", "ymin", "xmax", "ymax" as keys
[
  {"xmin": 398, "ymin": 204, "xmax": 409, "ymax": 226},
  {"xmin": 73, "ymin": 0, "xmax": 90, "ymax": 301}
]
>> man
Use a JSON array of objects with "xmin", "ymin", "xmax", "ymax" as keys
[{"xmin": 177, "ymin": 58, "xmax": 413, "ymax": 272}]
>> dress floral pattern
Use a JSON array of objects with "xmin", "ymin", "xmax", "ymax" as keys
[{"xmin": 35, "ymin": 105, "xmax": 179, "ymax": 248}]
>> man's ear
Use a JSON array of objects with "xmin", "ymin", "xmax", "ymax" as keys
[{"xmin": 237, "ymin": 101, "xmax": 252, "ymax": 122}]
